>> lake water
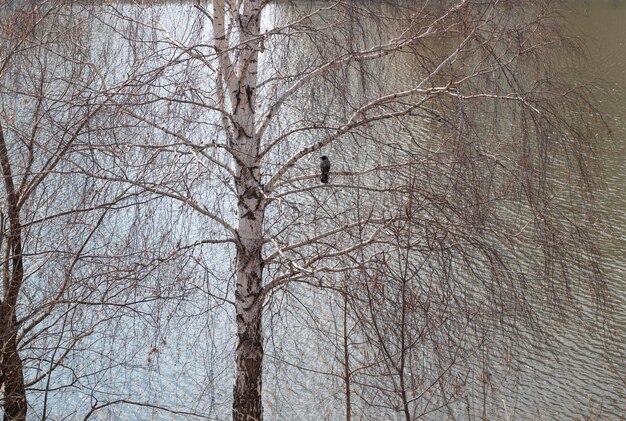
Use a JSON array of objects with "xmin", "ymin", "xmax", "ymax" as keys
[{"xmin": 2, "ymin": 1, "xmax": 625, "ymax": 420}]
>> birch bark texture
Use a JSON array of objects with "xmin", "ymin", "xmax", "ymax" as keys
[{"xmin": 213, "ymin": 1, "xmax": 266, "ymax": 419}]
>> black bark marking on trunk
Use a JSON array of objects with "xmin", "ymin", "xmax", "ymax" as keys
[
  {"xmin": 234, "ymin": 87, "xmax": 242, "ymax": 113},
  {"xmin": 242, "ymin": 210, "xmax": 256, "ymax": 220},
  {"xmin": 246, "ymin": 86, "xmax": 255, "ymax": 113}
]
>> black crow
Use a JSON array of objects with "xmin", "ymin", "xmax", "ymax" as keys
[{"xmin": 320, "ymin": 156, "xmax": 330, "ymax": 184}]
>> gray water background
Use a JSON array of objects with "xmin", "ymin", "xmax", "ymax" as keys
[{"xmin": 2, "ymin": 0, "xmax": 624, "ymax": 419}]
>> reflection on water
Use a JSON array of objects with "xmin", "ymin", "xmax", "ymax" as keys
[{"xmin": 500, "ymin": 2, "xmax": 626, "ymax": 419}]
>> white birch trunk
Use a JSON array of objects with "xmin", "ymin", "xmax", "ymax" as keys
[{"xmin": 214, "ymin": 1, "xmax": 266, "ymax": 419}]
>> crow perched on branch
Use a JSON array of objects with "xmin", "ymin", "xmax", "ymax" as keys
[{"xmin": 320, "ymin": 156, "xmax": 330, "ymax": 184}]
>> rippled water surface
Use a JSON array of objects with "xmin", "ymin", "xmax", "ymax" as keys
[
  {"xmin": 514, "ymin": 1, "xmax": 626, "ymax": 418},
  {"xmin": 4, "ymin": 1, "xmax": 625, "ymax": 420}
]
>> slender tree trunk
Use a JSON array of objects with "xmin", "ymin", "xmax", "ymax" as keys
[
  {"xmin": 233, "ymin": 243, "xmax": 264, "ymax": 421},
  {"xmin": 232, "ymin": 109, "xmax": 265, "ymax": 420},
  {"xmin": 225, "ymin": 1, "xmax": 266, "ymax": 418},
  {"xmin": 232, "ymin": 138, "xmax": 265, "ymax": 420},
  {"xmin": 0, "ymin": 125, "xmax": 27, "ymax": 421},
  {"xmin": 232, "ymin": 132, "xmax": 265, "ymax": 420},
  {"xmin": 399, "ymin": 276, "xmax": 410, "ymax": 421},
  {"xmin": 342, "ymin": 291, "xmax": 351, "ymax": 421},
  {"xmin": 0, "ymin": 316, "xmax": 26, "ymax": 421}
]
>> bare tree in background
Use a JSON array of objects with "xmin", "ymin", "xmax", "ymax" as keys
[
  {"xmin": 0, "ymin": 4, "xmax": 119, "ymax": 418},
  {"xmin": 0, "ymin": 3, "xmax": 199, "ymax": 419}
]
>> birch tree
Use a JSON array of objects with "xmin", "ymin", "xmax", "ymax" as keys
[{"xmin": 94, "ymin": 1, "xmax": 605, "ymax": 419}]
